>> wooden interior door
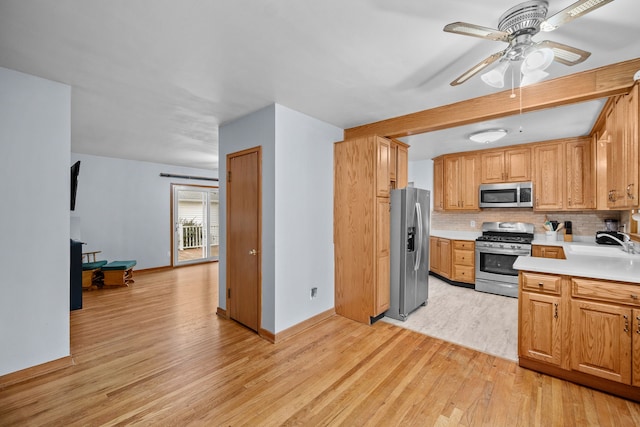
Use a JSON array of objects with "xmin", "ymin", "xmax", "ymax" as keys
[{"xmin": 227, "ymin": 147, "xmax": 261, "ymax": 332}]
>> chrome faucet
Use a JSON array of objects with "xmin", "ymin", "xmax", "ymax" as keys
[{"xmin": 596, "ymin": 232, "xmax": 636, "ymax": 254}]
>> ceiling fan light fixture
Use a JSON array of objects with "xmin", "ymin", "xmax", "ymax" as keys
[
  {"xmin": 521, "ymin": 47, "xmax": 555, "ymax": 74},
  {"xmin": 468, "ymin": 129, "xmax": 508, "ymax": 144},
  {"xmin": 521, "ymin": 69, "xmax": 550, "ymax": 86},
  {"xmin": 481, "ymin": 61, "xmax": 510, "ymax": 88}
]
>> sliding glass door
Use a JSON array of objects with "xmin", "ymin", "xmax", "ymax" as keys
[{"xmin": 172, "ymin": 185, "xmax": 219, "ymax": 266}]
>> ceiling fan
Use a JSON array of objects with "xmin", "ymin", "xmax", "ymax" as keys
[{"xmin": 444, "ymin": 0, "xmax": 615, "ymax": 87}]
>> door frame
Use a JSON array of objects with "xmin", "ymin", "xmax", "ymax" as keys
[
  {"xmin": 226, "ymin": 146, "xmax": 262, "ymax": 333},
  {"xmin": 170, "ymin": 183, "xmax": 219, "ymax": 267}
]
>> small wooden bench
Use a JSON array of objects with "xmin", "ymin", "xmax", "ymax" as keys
[
  {"xmin": 81, "ymin": 260, "xmax": 108, "ymax": 289},
  {"xmin": 102, "ymin": 260, "xmax": 137, "ymax": 287}
]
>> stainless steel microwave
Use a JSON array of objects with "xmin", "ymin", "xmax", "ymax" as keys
[{"xmin": 479, "ymin": 182, "xmax": 533, "ymax": 208}]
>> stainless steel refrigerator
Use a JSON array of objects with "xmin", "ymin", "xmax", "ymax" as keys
[{"xmin": 387, "ymin": 187, "xmax": 430, "ymax": 321}]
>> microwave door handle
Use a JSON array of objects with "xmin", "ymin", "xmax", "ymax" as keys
[{"xmin": 414, "ymin": 202, "xmax": 423, "ymax": 271}]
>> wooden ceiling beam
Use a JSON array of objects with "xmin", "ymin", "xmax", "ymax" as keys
[{"xmin": 344, "ymin": 57, "xmax": 640, "ymax": 140}]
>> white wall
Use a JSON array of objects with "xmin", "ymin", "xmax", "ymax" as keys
[
  {"xmin": 274, "ymin": 104, "xmax": 342, "ymax": 332},
  {"xmin": 408, "ymin": 159, "xmax": 434, "ymax": 210},
  {"xmin": 70, "ymin": 153, "xmax": 218, "ymax": 269},
  {"xmin": 219, "ymin": 105, "xmax": 277, "ymax": 330},
  {"xmin": 218, "ymin": 104, "xmax": 342, "ymax": 334},
  {"xmin": 0, "ymin": 67, "xmax": 71, "ymax": 376}
]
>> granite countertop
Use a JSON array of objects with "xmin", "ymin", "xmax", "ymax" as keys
[{"xmin": 514, "ymin": 238, "xmax": 640, "ymax": 284}]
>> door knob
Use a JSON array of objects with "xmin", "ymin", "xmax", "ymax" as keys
[{"xmin": 249, "ymin": 249, "xmax": 257, "ymax": 256}]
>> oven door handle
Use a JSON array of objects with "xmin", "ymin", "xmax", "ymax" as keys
[{"xmin": 476, "ymin": 248, "xmax": 531, "ymax": 256}]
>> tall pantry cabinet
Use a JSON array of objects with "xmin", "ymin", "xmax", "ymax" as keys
[{"xmin": 334, "ymin": 135, "xmax": 408, "ymax": 324}]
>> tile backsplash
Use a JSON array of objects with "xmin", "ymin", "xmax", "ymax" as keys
[{"xmin": 431, "ymin": 209, "xmax": 622, "ymax": 237}]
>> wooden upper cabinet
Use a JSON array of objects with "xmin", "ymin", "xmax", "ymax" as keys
[
  {"xmin": 389, "ymin": 139, "xmax": 409, "ymax": 190},
  {"xmin": 444, "ymin": 153, "xmax": 479, "ymax": 210},
  {"xmin": 533, "ymin": 142, "xmax": 564, "ymax": 211},
  {"xmin": 433, "ymin": 157, "xmax": 444, "ymax": 211},
  {"xmin": 376, "ymin": 137, "xmax": 391, "ymax": 197},
  {"xmin": 481, "ymin": 150, "xmax": 504, "ymax": 183},
  {"xmin": 390, "ymin": 141, "xmax": 397, "ymax": 181},
  {"xmin": 481, "ymin": 147, "xmax": 531, "ymax": 183},
  {"xmin": 607, "ymin": 96, "xmax": 626, "ymax": 208},
  {"xmin": 624, "ymin": 84, "xmax": 639, "ymax": 207},
  {"xmin": 396, "ymin": 143, "xmax": 408, "ymax": 189},
  {"xmin": 604, "ymin": 84, "xmax": 639, "ymax": 209},
  {"xmin": 565, "ymin": 137, "xmax": 595, "ymax": 209},
  {"xmin": 505, "ymin": 147, "xmax": 532, "ymax": 182}
]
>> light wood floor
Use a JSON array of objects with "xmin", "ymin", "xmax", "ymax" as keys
[
  {"xmin": 383, "ymin": 277, "xmax": 518, "ymax": 361},
  {"xmin": 2, "ymin": 263, "xmax": 640, "ymax": 426}
]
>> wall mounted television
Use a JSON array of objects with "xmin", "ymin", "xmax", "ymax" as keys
[{"xmin": 70, "ymin": 160, "xmax": 80, "ymax": 211}]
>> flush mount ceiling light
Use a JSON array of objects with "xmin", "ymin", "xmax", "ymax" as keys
[{"xmin": 469, "ymin": 129, "xmax": 508, "ymax": 143}]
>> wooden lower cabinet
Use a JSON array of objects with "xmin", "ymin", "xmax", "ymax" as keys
[
  {"xmin": 520, "ymin": 291, "xmax": 563, "ymax": 366},
  {"xmin": 375, "ymin": 197, "xmax": 390, "ymax": 315},
  {"xmin": 532, "ymin": 245, "xmax": 565, "ymax": 259},
  {"xmin": 451, "ymin": 240, "xmax": 474, "ymax": 284},
  {"xmin": 518, "ymin": 272, "xmax": 640, "ymax": 401},
  {"xmin": 429, "ymin": 237, "xmax": 451, "ymax": 279},
  {"xmin": 634, "ymin": 308, "xmax": 640, "ymax": 387},
  {"xmin": 571, "ymin": 299, "xmax": 631, "ymax": 384},
  {"xmin": 429, "ymin": 238, "xmax": 475, "ymax": 285}
]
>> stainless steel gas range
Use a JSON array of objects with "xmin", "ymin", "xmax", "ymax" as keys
[{"xmin": 475, "ymin": 222, "xmax": 534, "ymax": 298}]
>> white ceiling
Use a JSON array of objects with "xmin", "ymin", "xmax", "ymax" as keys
[{"xmin": 1, "ymin": 0, "xmax": 639, "ymax": 170}]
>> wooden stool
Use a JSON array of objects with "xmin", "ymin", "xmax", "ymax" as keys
[{"xmin": 102, "ymin": 260, "xmax": 137, "ymax": 287}]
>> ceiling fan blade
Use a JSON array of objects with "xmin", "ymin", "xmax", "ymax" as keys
[
  {"xmin": 443, "ymin": 22, "xmax": 510, "ymax": 42},
  {"xmin": 450, "ymin": 51, "xmax": 505, "ymax": 86},
  {"xmin": 541, "ymin": 0, "xmax": 615, "ymax": 32},
  {"xmin": 537, "ymin": 40, "xmax": 591, "ymax": 65}
]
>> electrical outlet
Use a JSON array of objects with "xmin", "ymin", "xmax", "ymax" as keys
[
  {"xmin": 310, "ymin": 287, "xmax": 318, "ymax": 299},
  {"xmin": 470, "ymin": 220, "xmax": 476, "ymax": 228}
]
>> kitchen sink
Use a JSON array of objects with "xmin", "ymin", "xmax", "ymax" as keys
[{"xmin": 566, "ymin": 244, "xmax": 640, "ymax": 259}]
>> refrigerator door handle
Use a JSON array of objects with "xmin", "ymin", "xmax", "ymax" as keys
[{"xmin": 414, "ymin": 202, "xmax": 423, "ymax": 271}]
